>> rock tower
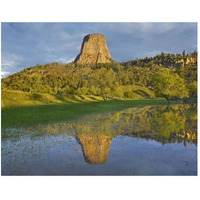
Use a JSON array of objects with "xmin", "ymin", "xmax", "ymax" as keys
[{"xmin": 74, "ymin": 34, "xmax": 112, "ymax": 64}]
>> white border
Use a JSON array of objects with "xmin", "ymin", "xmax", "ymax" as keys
[{"xmin": 0, "ymin": 1, "xmax": 199, "ymax": 200}]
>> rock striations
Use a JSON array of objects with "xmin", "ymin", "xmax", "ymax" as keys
[{"xmin": 74, "ymin": 34, "xmax": 112, "ymax": 64}]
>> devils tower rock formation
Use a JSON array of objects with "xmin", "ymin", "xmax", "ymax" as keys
[{"xmin": 74, "ymin": 34, "xmax": 112, "ymax": 64}]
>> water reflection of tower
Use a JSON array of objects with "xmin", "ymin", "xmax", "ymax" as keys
[{"xmin": 76, "ymin": 134, "xmax": 112, "ymax": 164}]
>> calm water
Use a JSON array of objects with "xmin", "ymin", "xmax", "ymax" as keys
[{"xmin": 1, "ymin": 104, "xmax": 197, "ymax": 175}]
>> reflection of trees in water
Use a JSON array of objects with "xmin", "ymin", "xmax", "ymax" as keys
[
  {"xmin": 72, "ymin": 104, "xmax": 197, "ymax": 147},
  {"xmin": 23, "ymin": 104, "xmax": 197, "ymax": 147},
  {"xmin": 127, "ymin": 104, "xmax": 197, "ymax": 146},
  {"xmin": 72, "ymin": 104, "xmax": 197, "ymax": 164},
  {"xmin": 21, "ymin": 104, "xmax": 196, "ymax": 165}
]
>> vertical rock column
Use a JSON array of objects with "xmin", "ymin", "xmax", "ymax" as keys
[{"xmin": 74, "ymin": 34, "xmax": 112, "ymax": 64}]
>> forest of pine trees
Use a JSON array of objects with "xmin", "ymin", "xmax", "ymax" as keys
[{"xmin": 1, "ymin": 51, "xmax": 197, "ymax": 101}]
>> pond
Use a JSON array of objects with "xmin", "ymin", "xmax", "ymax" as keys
[{"xmin": 1, "ymin": 104, "xmax": 197, "ymax": 175}]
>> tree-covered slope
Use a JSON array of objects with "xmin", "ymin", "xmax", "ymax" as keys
[{"xmin": 1, "ymin": 51, "xmax": 197, "ymax": 101}]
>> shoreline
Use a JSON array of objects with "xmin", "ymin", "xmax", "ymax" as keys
[{"xmin": 2, "ymin": 98, "xmax": 168, "ymax": 129}]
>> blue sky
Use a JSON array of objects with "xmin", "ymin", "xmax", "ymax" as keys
[{"xmin": 1, "ymin": 22, "xmax": 197, "ymax": 77}]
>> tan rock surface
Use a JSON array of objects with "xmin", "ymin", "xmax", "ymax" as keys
[{"xmin": 74, "ymin": 34, "xmax": 112, "ymax": 64}]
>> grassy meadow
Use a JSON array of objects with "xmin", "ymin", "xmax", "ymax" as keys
[{"xmin": 1, "ymin": 90, "xmax": 167, "ymax": 129}]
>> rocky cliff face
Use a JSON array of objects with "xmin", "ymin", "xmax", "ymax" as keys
[
  {"xmin": 175, "ymin": 57, "xmax": 197, "ymax": 65},
  {"xmin": 74, "ymin": 34, "xmax": 112, "ymax": 64}
]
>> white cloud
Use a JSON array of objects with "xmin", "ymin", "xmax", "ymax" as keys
[
  {"xmin": 145, "ymin": 50, "xmax": 161, "ymax": 57},
  {"xmin": 56, "ymin": 56, "xmax": 75, "ymax": 63},
  {"xmin": 2, "ymin": 54, "xmax": 23, "ymax": 67},
  {"xmin": 1, "ymin": 53, "xmax": 24, "ymax": 77},
  {"xmin": 59, "ymin": 32, "xmax": 73, "ymax": 40},
  {"xmin": 1, "ymin": 71, "xmax": 10, "ymax": 78},
  {"xmin": 2, "ymin": 60, "xmax": 15, "ymax": 67}
]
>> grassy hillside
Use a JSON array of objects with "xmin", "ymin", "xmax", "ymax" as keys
[
  {"xmin": 1, "ymin": 90, "xmax": 105, "ymax": 108},
  {"xmin": 1, "ymin": 83, "xmax": 155, "ymax": 108},
  {"xmin": 1, "ymin": 51, "xmax": 197, "ymax": 108}
]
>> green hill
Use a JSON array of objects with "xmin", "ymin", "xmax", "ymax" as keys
[{"xmin": 1, "ymin": 51, "xmax": 197, "ymax": 106}]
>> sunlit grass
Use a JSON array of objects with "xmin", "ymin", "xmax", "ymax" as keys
[
  {"xmin": 1, "ymin": 89, "xmax": 155, "ymax": 108},
  {"xmin": 1, "ymin": 90, "xmax": 107, "ymax": 108},
  {"xmin": 2, "ymin": 98, "xmax": 168, "ymax": 129}
]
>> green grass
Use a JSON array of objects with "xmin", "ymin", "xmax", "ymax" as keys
[
  {"xmin": 2, "ymin": 98, "xmax": 168, "ymax": 129},
  {"xmin": 1, "ymin": 90, "xmax": 105, "ymax": 108},
  {"xmin": 118, "ymin": 85, "xmax": 155, "ymax": 98},
  {"xmin": 1, "ymin": 85, "xmax": 155, "ymax": 108}
]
